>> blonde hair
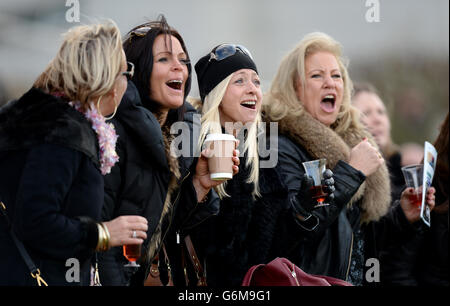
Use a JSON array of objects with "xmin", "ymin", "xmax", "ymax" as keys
[
  {"xmin": 264, "ymin": 32, "xmax": 362, "ymax": 134},
  {"xmin": 33, "ymin": 20, "xmax": 124, "ymax": 111},
  {"xmin": 191, "ymin": 74, "xmax": 261, "ymax": 199}
]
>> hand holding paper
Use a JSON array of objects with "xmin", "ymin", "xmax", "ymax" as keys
[{"xmin": 400, "ymin": 186, "xmax": 436, "ymax": 224}]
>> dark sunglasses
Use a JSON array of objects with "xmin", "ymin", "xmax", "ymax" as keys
[
  {"xmin": 122, "ymin": 62, "xmax": 134, "ymax": 81},
  {"xmin": 209, "ymin": 44, "xmax": 253, "ymax": 62}
]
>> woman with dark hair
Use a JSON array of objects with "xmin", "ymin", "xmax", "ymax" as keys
[
  {"xmin": 416, "ymin": 112, "xmax": 449, "ymax": 285},
  {"xmin": 98, "ymin": 15, "xmax": 238, "ymax": 286},
  {"xmin": 351, "ymin": 82, "xmax": 441, "ymax": 286},
  {"xmin": 415, "ymin": 113, "xmax": 448, "ymax": 286}
]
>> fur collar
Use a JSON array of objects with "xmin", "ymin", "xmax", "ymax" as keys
[
  {"xmin": 0, "ymin": 88, "xmax": 99, "ymax": 167},
  {"xmin": 263, "ymin": 107, "xmax": 391, "ymax": 223}
]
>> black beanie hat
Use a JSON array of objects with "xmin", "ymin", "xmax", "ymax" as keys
[{"xmin": 195, "ymin": 44, "xmax": 258, "ymax": 102}]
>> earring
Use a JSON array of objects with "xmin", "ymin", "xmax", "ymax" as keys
[
  {"xmin": 96, "ymin": 96, "xmax": 104, "ymax": 115},
  {"xmin": 103, "ymin": 96, "xmax": 118, "ymax": 120},
  {"xmin": 96, "ymin": 95, "xmax": 118, "ymax": 120}
]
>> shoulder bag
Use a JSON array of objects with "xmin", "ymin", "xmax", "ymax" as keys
[
  {"xmin": 242, "ymin": 257, "xmax": 352, "ymax": 286},
  {"xmin": 0, "ymin": 200, "xmax": 48, "ymax": 286}
]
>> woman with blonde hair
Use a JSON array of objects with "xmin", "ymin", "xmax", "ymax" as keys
[
  {"xmin": 0, "ymin": 21, "xmax": 148, "ymax": 286},
  {"xmin": 164, "ymin": 43, "xmax": 335, "ymax": 287},
  {"xmin": 351, "ymin": 82, "xmax": 405, "ymax": 200},
  {"xmin": 262, "ymin": 32, "xmax": 435, "ymax": 285}
]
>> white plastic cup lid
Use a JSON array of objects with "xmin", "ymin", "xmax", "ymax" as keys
[{"xmin": 204, "ymin": 133, "xmax": 237, "ymax": 142}]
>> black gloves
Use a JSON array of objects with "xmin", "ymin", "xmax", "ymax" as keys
[
  {"xmin": 291, "ymin": 169, "xmax": 335, "ymax": 218},
  {"xmin": 322, "ymin": 169, "xmax": 335, "ymax": 202}
]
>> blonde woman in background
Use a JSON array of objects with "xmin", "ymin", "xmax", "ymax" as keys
[
  {"xmin": 352, "ymin": 82, "xmax": 411, "ymax": 200},
  {"xmin": 0, "ymin": 21, "xmax": 147, "ymax": 286}
]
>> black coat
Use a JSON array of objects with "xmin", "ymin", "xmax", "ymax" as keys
[
  {"xmin": 274, "ymin": 134, "xmax": 365, "ymax": 281},
  {"xmin": 416, "ymin": 169, "xmax": 449, "ymax": 285},
  {"xmin": 169, "ymin": 144, "xmax": 327, "ymax": 287},
  {"xmin": 98, "ymin": 82, "xmax": 214, "ymax": 285},
  {"xmin": 386, "ymin": 151, "xmax": 405, "ymax": 201},
  {"xmin": 274, "ymin": 134, "xmax": 424, "ymax": 285},
  {"xmin": 381, "ymin": 173, "xmax": 449, "ymax": 286},
  {"xmin": 0, "ymin": 88, "xmax": 101, "ymax": 285}
]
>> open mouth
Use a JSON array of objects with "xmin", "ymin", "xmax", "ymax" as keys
[
  {"xmin": 320, "ymin": 94, "xmax": 336, "ymax": 112},
  {"xmin": 240, "ymin": 100, "xmax": 256, "ymax": 110},
  {"xmin": 166, "ymin": 79, "xmax": 183, "ymax": 91}
]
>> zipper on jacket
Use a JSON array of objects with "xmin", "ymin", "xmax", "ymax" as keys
[
  {"xmin": 157, "ymin": 170, "xmax": 191, "ymax": 255},
  {"xmin": 345, "ymin": 232, "xmax": 354, "ymax": 281}
]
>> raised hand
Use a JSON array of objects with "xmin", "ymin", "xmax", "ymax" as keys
[
  {"xmin": 348, "ymin": 138, "xmax": 384, "ymax": 176},
  {"xmin": 192, "ymin": 147, "xmax": 240, "ymax": 202},
  {"xmin": 400, "ymin": 186, "xmax": 436, "ymax": 224},
  {"xmin": 103, "ymin": 215, "xmax": 148, "ymax": 247}
]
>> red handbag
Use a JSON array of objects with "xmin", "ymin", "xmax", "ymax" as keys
[{"xmin": 242, "ymin": 257, "xmax": 353, "ymax": 286}]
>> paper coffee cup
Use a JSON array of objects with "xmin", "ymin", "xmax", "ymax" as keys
[{"xmin": 204, "ymin": 133, "xmax": 237, "ymax": 180}]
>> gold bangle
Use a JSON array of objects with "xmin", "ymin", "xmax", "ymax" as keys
[
  {"xmin": 95, "ymin": 223, "xmax": 105, "ymax": 252},
  {"xmin": 95, "ymin": 223, "xmax": 110, "ymax": 252},
  {"xmin": 100, "ymin": 222, "xmax": 111, "ymax": 251}
]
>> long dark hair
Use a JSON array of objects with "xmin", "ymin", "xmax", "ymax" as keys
[
  {"xmin": 123, "ymin": 15, "xmax": 192, "ymax": 124},
  {"xmin": 433, "ymin": 112, "xmax": 449, "ymax": 203}
]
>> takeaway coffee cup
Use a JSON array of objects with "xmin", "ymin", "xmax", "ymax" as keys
[{"xmin": 203, "ymin": 133, "xmax": 237, "ymax": 180}]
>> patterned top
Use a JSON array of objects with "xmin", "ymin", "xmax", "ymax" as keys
[{"xmin": 348, "ymin": 227, "xmax": 365, "ymax": 286}]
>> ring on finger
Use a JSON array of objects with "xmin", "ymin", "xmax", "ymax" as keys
[{"xmin": 132, "ymin": 230, "xmax": 137, "ymax": 239}]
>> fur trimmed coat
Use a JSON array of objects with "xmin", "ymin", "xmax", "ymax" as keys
[
  {"xmin": 261, "ymin": 105, "xmax": 416, "ymax": 284},
  {"xmin": 270, "ymin": 108, "xmax": 391, "ymax": 223}
]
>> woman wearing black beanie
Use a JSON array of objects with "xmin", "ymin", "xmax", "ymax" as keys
[{"xmin": 165, "ymin": 44, "xmax": 335, "ymax": 287}]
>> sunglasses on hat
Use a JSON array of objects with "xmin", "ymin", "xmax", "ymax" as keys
[{"xmin": 208, "ymin": 44, "xmax": 253, "ymax": 62}]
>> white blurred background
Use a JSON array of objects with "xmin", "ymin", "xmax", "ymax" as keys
[{"xmin": 0, "ymin": 0, "xmax": 448, "ymax": 145}]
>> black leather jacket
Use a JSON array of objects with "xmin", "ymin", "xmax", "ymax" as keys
[
  {"xmin": 273, "ymin": 134, "xmax": 366, "ymax": 280},
  {"xmin": 275, "ymin": 133, "xmax": 423, "ymax": 284}
]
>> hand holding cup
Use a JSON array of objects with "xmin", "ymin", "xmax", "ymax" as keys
[
  {"xmin": 193, "ymin": 134, "xmax": 240, "ymax": 202},
  {"xmin": 400, "ymin": 186, "xmax": 436, "ymax": 223}
]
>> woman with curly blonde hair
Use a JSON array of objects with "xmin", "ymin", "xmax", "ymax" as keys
[{"xmin": 0, "ymin": 21, "xmax": 147, "ymax": 286}]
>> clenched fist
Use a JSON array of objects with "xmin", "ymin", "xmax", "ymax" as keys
[{"xmin": 348, "ymin": 138, "xmax": 384, "ymax": 176}]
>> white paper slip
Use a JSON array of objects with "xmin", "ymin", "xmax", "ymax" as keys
[{"xmin": 420, "ymin": 141, "xmax": 437, "ymax": 227}]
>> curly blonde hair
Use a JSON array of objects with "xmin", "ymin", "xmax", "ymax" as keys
[{"xmin": 34, "ymin": 20, "xmax": 124, "ymax": 111}]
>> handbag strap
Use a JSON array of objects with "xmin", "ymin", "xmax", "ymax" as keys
[
  {"xmin": 0, "ymin": 201, "xmax": 48, "ymax": 286},
  {"xmin": 161, "ymin": 244, "xmax": 174, "ymax": 286},
  {"xmin": 184, "ymin": 235, "xmax": 207, "ymax": 286},
  {"xmin": 144, "ymin": 243, "xmax": 173, "ymax": 286},
  {"xmin": 180, "ymin": 241, "xmax": 190, "ymax": 286}
]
